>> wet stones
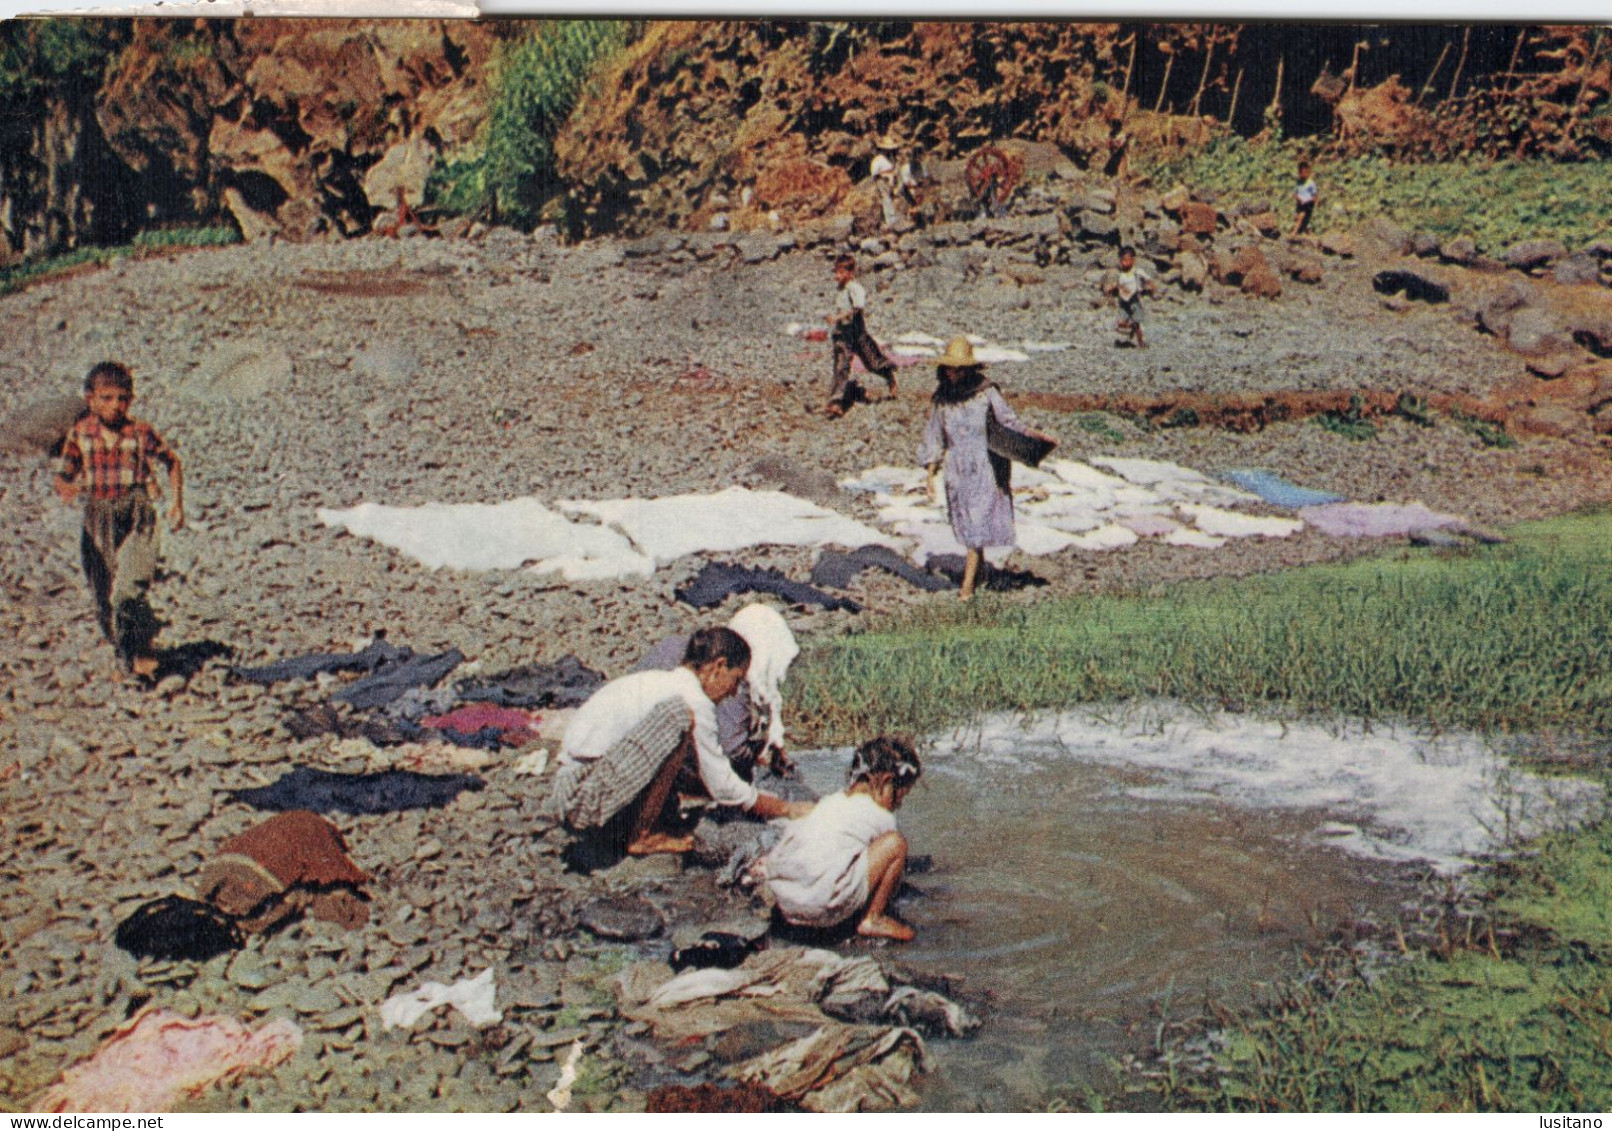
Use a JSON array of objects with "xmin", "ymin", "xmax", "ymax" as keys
[{"xmin": 578, "ymin": 895, "xmax": 664, "ymax": 942}]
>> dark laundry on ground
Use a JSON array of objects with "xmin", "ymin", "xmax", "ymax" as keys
[
  {"xmin": 195, "ymin": 810, "xmax": 370, "ymax": 933},
  {"xmin": 228, "ymin": 766, "xmax": 484, "ymax": 815},
  {"xmin": 927, "ymin": 553, "xmax": 1047, "ymax": 592},
  {"xmin": 332, "ymin": 649, "xmax": 464, "ymax": 710},
  {"xmin": 233, "ymin": 636, "xmax": 409, "ymax": 685},
  {"xmin": 810, "ymin": 545, "xmax": 954, "ymax": 593},
  {"xmin": 280, "ymin": 705, "xmax": 511, "ymax": 750},
  {"xmin": 676, "ymin": 562, "xmax": 861, "ymax": 612},
  {"xmin": 670, "ymin": 930, "xmax": 764, "ymax": 973},
  {"xmin": 455, "ymin": 656, "xmax": 607, "ymax": 709},
  {"xmin": 114, "ymin": 896, "xmax": 243, "ymax": 962}
]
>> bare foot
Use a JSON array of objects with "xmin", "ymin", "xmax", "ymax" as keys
[
  {"xmin": 626, "ymin": 832, "xmax": 694, "ymax": 856},
  {"xmin": 856, "ymin": 914, "xmax": 915, "ymax": 942},
  {"xmin": 823, "ymin": 403, "xmax": 845, "ymax": 420},
  {"xmin": 130, "ymin": 655, "xmax": 159, "ymax": 679},
  {"xmin": 887, "ymin": 377, "xmax": 899, "ymax": 398}
]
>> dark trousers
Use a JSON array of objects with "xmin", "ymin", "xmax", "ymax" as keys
[
  {"xmin": 81, "ymin": 493, "xmax": 160, "ymax": 666},
  {"xmin": 828, "ymin": 311, "xmax": 897, "ymax": 407}
]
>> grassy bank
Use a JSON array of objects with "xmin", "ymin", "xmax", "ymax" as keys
[
  {"xmin": 792, "ymin": 510, "xmax": 1612, "ymax": 744},
  {"xmin": 1136, "ymin": 138, "xmax": 1611, "ymax": 254},
  {"xmin": 1112, "ymin": 817, "xmax": 1612, "ymax": 1112},
  {"xmin": 0, "ymin": 225, "xmax": 239, "ymax": 296}
]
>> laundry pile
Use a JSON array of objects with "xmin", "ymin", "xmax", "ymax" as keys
[{"xmin": 617, "ymin": 946, "xmax": 977, "ymax": 1113}]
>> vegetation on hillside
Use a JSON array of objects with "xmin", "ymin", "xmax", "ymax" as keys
[{"xmin": 426, "ymin": 21, "xmax": 634, "ymax": 228}]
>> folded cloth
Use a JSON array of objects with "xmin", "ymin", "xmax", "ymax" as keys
[
  {"xmin": 1223, "ymin": 469, "xmax": 1346, "ymax": 509},
  {"xmin": 234, "ymin": 637, "xmax": 409, "ymax": 685},
  {"xmin": 228, "ymin": 766, "xmax": 483, "ymax": 815},
  {"xmin": 456, "ymin": 656, "xmax": 607, "ymax": 709},
  {"xmin": 676, "ymin": 562, "xmax": 860, "ymax": 612},
  {"xmin": 728, "ymin": 1024, "xmax": 928, "ymax": 1113},
  {"xmin": 114, "ymin": 896, "xmax": 243, "ymax": 962},
  {"xmin": 195, "ymin": 811, "xmax": 369, "ymax": 932},
  {"xmin": 41, "ymin": 1008, "xmax": 302, "ymax": 1113},
  {"xmin": 809, "ymin": 545, "xmax": 954, "ymax": 593}
]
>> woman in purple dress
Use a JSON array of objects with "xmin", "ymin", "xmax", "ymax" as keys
[{"xmin": 918, "ymin": 336, "xmax": 1026, "ymax": 600}]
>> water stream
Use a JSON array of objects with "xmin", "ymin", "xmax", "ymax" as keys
[{"xmin": 790, "ymin": 707, "xmax": 1602, "ymax": 1110}]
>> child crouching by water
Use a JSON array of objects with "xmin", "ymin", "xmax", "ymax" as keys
[{"xmin": 756, "ymin": 735, "xmax": 921, "ymax": 942}]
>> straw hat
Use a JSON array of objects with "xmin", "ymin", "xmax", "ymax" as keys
[
  {"xmin": 876, "ymin": 132, "xmax": 902, "ymax": 150},
  {"xmin": 933, "ymin": 336, "xmax": 981, "ymax": 368}
]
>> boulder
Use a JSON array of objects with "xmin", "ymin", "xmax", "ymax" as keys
[
  {"xmin": 1320, "ymin": 232, "xmax": 1357, "ymax": 258},
  {"xmin": 1553, "ymin": 253, "xmax": 1601, "ymax": 286},
  {"xmin": 0, "ymin": 392, "xmax": 84, "ymax": 454},
  {"xmin": 1409, "ymin": 231, "xmax": 1441, "ymax": 258},
  {"xmin": 1525, "ymin": 352, "xmax": 1585, "ymax": 379},
  {"xmin": 1440, "ymin": 236, "xmax": 1480, "ymax": 265},
  {"xmin": 1284, "ymin": 254, "xmax": 1325, "ymax": 284},
  {"xmin": 1353, "ymin": 216, "xmax": 1413, "ymax": 256},
  {"xmin": 1502, "ymin": 238, "xmax": 1568, "ymax": 271},
  {"xmin": 1179, "ymin": 201, "xmax": 1218, "ymax": 236},
  {"xmin": 1476, "ymin": 280, "xmax": 1539, "ymax": 336},
  {"xmin": 1248, "ymin": 211, "xmax": 1283, "ymax": 239},
  {"xmin": 1505, "ymin": 306, "xmax": 1575, "ymax": 357},
  {"xmin": 1160, "ymin": 185, "xmax": 1191, "ymax": 214},
  {"xmin": 1511, "ymin": 401, "xmax": 1591, "ymax": 440},
  {"xmin": 1241, "ymin": 265, "xmax": 1283, "ymax": 299},
  {"xmin": 736, "ymin": 232, "xmax": 784, "ymax": 264},
  {"xmin": 362, "ymin": 137, "xmax": 437, "ymax": 215},
  {"xmin": 1175, "ymin": 250, "xmax": 1208, "ymax": 291},
  {"xmin": 1077, "ymin": 211, "xmax": 1119, "ymax": 241},
  {"xmin": 1212, "ymin": 244, "xmax": 1269, "ymax": 287}
]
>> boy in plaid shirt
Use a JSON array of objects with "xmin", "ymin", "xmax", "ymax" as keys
[{"xmin": 54, "ymin": 362, "xmax": 184, "ymax": 678}]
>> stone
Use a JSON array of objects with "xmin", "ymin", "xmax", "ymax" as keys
[
  {"xmin": 1077, "ymin": 211, "xmax": 1118, "ymax": 241},
  {"xmin": 1553, "ymin": 253, "xmax": 1601, "ymax": 286},
  {"xmin": 1175, "ymin": 251, "xmax": 1208, "ymax": 291},
  {"xmin": 1476, "ymin": 280, "xmax": 1538, "ymax": 336},
  {"xmin": 577, "ymin": 895, "xmax": 664, "ymax": 941},
  {"xmin": 1525, "ymin": 352, "xmax": 1584, "ymax": 379},
  {"xmin": 1409, "ymin": 231, "xmax": 1441, "ymax": 258},
  {"xmin": 1502, "ymin": 238, "xmax": 1568, "ymax": 271},
  {"xmin": 0, "ymin": 391, "xmax": 85, "ymax": 455},
  {"xmin": 1320, "ymin": 232, "xmax": 1356, "ymax": 258},
  {"xmin": 736, "ymin": 233, "xmax": 781, "ymax": 264},
  {"xmin": 1354, "ymin": 216, "xmax": 1412, "ymax": 256},
  {"xmin": 362, "ymin": 137, "xmax": 436, "ymax": 215},
  {"xmin": 1505, "ymin": 307, "xmax": 1575, "ymax": 357},
  {"xmin": 1241, "ymin": 265, "xmax": 1283, "ymax": 299},
  {"xmin": 1160, "ymin": 185, "xmax": 1190, "ymax": 214},
  {"xmin": 1440, "ymin": 236, "xmax": 1480, "ymax": 265},
  {"xmin": 1179, "ymin": 201, "xmax": 1217, "ymax": 236},
  {"xmin": 1511, "ymin": 402, "xmax": 1591, "ymax": 440}
]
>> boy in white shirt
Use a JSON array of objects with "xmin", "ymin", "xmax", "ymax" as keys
[
  {"xmin": 1292, "ymin": 160, "xmax": 1318, "ymax": 237},
  {"xmin": 1112, "ymin": 246, "xmax": 1156, "ymax": 349},
  {"xmin": 758, "ymin": 735, "xmax": 921, "ymax": 941},
  {"xmin": 824, "ymin": 253, "xmax": 898, "ymax": 419}
]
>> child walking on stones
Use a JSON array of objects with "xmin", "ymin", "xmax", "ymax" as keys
[
  {"xmin": 824, "ymin": 253, "xmax": 898, "ymax": 419},
  {"xmin": 757, "ymin": 735, "xmax": 922, "ymax": 941},
  {"xmin": 1111, "ymin": 246, "xmax": 1155, "ymax": 349},
  {"xmin": 54, "ymin": 362, "xmax": 184, "ymax": 678},
  {"xmin": 549, "ymin": 627, "xmax": 811, "ymax": 856}
]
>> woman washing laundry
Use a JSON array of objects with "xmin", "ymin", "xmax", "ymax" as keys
[{"xmin": 919, "ymin": 337, "xmax": 1053, "ymax": 600}]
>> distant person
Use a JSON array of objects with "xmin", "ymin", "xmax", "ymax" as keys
[
  {"xmin": 54, "ymin": 361, "xmax": 185, "ymax": 680},
  {"xmin": 1292, "ymin": 160, "xmax": 1319, "ymax": 236},
  {"xmin": 1109, "ymin": 246, "xmax": 1156, "ymax": 349},
  {"xmin": 549, "ymin": 627, "xmax": 810, "ymax": 856},
  {"xmin": 633, "ymin": 602, "xmax": 801, "ymax": 779},
  {"xmin": 823, "ymin": 253, "xmax": 899, "ymax": 420},
  {"xmin": 870, "ymin": 133, "xmax": 922, "ymax": 231},
  {"xmin": 921, "ymin": 337, "xmax": 1047, "ymax": 600},
  {"xmin": 756, "ymin": 735, "xmax": 922, "ymax": 942}
]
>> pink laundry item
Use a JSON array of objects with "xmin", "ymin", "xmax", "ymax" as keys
[
  {"xmin": 421, "ymin": 705, "xmax": 542, "ymax": 743},
  {"xmin": 41, "ymin": 1009, "xmax": 302, "ymax": 1113},
  {"xmin": 1298, "ymin": 502, "xmax": 1463, "ymax": 538}
]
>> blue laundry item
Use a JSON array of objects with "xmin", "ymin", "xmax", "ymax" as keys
[
  {"xmin": 1223, "ymin": 469, "xmax": 1346, "ymax": 509},
  {"xmin": 332, "ymin": 649, "xmax": 465, "ymax": 710},
  {"xmin": 228, "ymin": 766, "xmax": 484, "ymax": 815},
  {"xmin": 234, "ymin": 637, "xmax": 410, "ymax": 685}
]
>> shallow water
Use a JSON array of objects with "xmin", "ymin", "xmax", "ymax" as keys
[{"xmin": 791, "ymin": 708, "xmax": 1603, "ymax": 1110}]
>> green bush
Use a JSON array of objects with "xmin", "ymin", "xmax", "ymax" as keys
[{"xmin": 427, "ymin": 21, "xmax": 631, "ymax": 227}]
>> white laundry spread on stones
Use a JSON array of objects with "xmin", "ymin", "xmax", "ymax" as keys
[
  {"xmin": 378, "ymin": 967, "xmax": 503, "ymax": 1031},
  {"xmin": 922, "ymin": 709, "xmax": 1603, "ymax": 874},
  {"xmin": 842, "ymin": 456, "xmax": 1302, "ymax": 564},
  {"xmin": 317, "ymin": 498, "xmax": 654, "ymax": 580},
  {"xmin": 558, "ymin": 486, "xmax": 901, "ymax": 563}
]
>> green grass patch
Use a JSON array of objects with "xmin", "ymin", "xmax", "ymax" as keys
[
  {"xmin": 0, "ymin": 226, "xmax": 240, "ymax": 295},
  {"xmin": 1136, "ymin": 137, "xmax": 1611, "ymax": 254},
  {"xmin": 791, "ymin": 510, "xmax": 1612, "ymax": 744},
  {"xmin": 1074, "ymin": 413, "xmax": 1130, "ymax": 444},
  {"xmin": 1118, "ymin": 817, "xmax": 1612, "ymax": 1112},
  {"xmin": 1452, "ymin": 412, "xmax": 1518, "ymax": 450}
]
